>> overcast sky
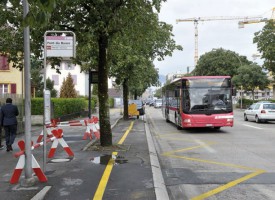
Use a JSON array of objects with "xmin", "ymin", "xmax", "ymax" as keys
[{"xmin": 154, "ymin": 0, "xmax": 274, "ymax": 76}]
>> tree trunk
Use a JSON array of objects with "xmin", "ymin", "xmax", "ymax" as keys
[
  {"xmin": 123, "ymin": 79, "xmax": 129, "ymax": 120},
  {"xmin": 134, "ymin": 90, "xmax": 137, "ymax": 100},
  {"xmin": 98, "ymin": 33, "xmax": 112, "ymax": 146}
]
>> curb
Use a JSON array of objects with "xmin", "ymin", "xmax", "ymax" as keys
[{"xmin": 144, "ymin": 115, "xmax": 169, "ymax": 200}]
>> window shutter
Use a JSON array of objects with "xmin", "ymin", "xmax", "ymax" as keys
[
  {"xmin": 11, "ymin": 84, "xmax": 16, "ymax": 94},
  {"xmin": 0, "ymin": 55, "xmax": 9, "ymax": 70}
]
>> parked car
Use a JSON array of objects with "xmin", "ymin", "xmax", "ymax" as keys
[
  {"xmin": 244, "ymin": 102, "xmax": 275, "ymax": 123},
  {"xmin": 154, "ymin": 99, "xmax": 163, "ymax": 108},
  {"xmin": 149, "ymin": 100, "xmax": 155, "ymax": 107},
  {"xmin": 128, "ymin": 100, "xmax": 145, "ymax": 118}
]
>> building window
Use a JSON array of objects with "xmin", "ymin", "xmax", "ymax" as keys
[
  {"xmin": 72, "ymin": 75, "xmax": 77, "ymax": 85},
  {"xmin": 0, "ymin": 84, "xmax": 8, "ymax": 94},
  {"xmin": 52, "ymin": 75, "xmax": 59, "ymax": 85},
  {"xmin": 0, "ymin": 55, "xmax": 9, "ymax": 70}
]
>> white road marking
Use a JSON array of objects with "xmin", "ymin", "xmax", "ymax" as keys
[
  {"xmin": 194, "ymin": 139, "xmax": 216, "ymax": 153},
  {"xmin": 243, "ymin": 124, "xmax": 263, "ymax": 129}
]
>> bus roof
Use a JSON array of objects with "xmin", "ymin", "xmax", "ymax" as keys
[{"xmin": 171, "ymin": 76, "xmax": 231, "ymax": 83}]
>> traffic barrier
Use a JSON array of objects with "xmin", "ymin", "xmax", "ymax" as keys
[
  {"xmin": 48, "ymin": 129, "xmax": 74, "ymax": 158},
  {"xmin": 36, "ymin": 125, "xmax": 55, "ymax": 143},
  {"xmin": 37, "ymin": 117, "xmax": 100, "ymax": 142},
  {"xmin": 10, "ymin": 140, "xmax": 47, "ymax": 184},
  {"xmin": 83, "ymin": 119, "xmax": 93, "ymax": 140},
  {"xmin": 83, "ymin": 116, "xmax": 100, "ymax": 140}
]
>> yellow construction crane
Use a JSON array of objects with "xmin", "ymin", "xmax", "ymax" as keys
[
  {"xmin": 176, "ymin": 15, "xmax": 263, "ymax": 66},
  {"xmin": 238, "ymin": 7, "xmax": 275, "ymax": 28}
]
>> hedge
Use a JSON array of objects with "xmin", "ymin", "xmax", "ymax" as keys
[{"xmin": 31, "ymin": 96, "xmax": 114, "ymax": 118}]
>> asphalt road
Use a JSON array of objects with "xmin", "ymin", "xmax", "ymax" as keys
[{"xmin": 146, "ymin": 106, "xmax": 275, "ymax": 200}]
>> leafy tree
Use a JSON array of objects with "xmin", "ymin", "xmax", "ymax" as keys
[
  {"xmin": 92, "ymin": 84, "xmax": 98, "ymax": 96},
  {"xmin": 109, "ymin": 10, "xmax": 181, "ymax": 119},
  {"xmin": 232, "ymin": 64, "xmax": 270, "ymax": 100},
  {"xmin": 0, "ymin": 0, "xmax": 175, "ymax": 147},
  {"xmin": 192, "ymin": 48, "xmax": 251, "ymax": 77},
  {"xmin": 154, "ymin": 88, "xmax": 162, "ymax": 99},
  {"xmin": 60, "ymin": 73, "xmax": 77, "ymax": 98},
  {"xmin": 46, "ymin": 78, "xmax": 57, "ymax": 98},
  {"xmin": 253, "ymin": 20, "xmax": 275, "ymax": 77}
]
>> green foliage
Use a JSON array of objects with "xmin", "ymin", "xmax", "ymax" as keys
[
  {"xmin": 31, "ymin": 98, "xmax": 86, "ymax": 118},
  {"xmin": 92, "ymin": 84, "xmax": 98, "ymax": 96},
  {"xmin": 59, "ymin": 73, "xmax": 77, "ymax": 98},
  {"xmin": 1, "ymin": 0, "xmax": 174, "ymax": 146},
  {"xmin": 31, "ymin": 98, "xmax": 44, "ymax": 115},
  {"xmin": 253, "ymin": 20, "xmax": 275, "ymax": 77},
  {"xmin": 109, "ymin": 98, "xmax": 114, "ymax": 108},
  {"xmin": 192, "ymin": 48, "xmax": 251, "ymax": 77},
  {"xmin": 154, "ymin": 88, "xmax": 162, "ymax": 98},
  {"xmin": 46, "ymin": 78, "xmax": 57, "ymax": 97},
  {"xmin": 232, "ymin": 63, "xmax": 270, "ymax": 100}
]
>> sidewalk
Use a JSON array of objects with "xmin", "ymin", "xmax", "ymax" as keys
[{"xmin": 0, "ymin": 108, "xmax": 160, "ymax": 200}]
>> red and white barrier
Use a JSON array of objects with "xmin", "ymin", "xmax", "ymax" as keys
[
  {"xmin": 83, "ymin": 117, "xmax": 100, "ymax": 140},
  {"xmin": 36, "ymin": 125, "xmax": 55, "ymax": 143},
  {"xmin": 10, "ymin": 140, "xmax": 47, "ymax": 184},
  {"xmin": 48, "ymin": 129, "xmax": 74, "ymax": 158},
  {"xmin": 36, "ymin": 116, "xmax": 101, "ymax": 142}
]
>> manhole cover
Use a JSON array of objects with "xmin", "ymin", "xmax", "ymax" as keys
[{"xmin": 49, "ymin": 158, "xmax": 71, "ymax": 163}]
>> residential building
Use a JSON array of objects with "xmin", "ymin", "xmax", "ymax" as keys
[
  {"xmin": 0, "ymin": 54, "xmax": 24, "ymax": 96},
  {"xmin": 45, "ymin": 61, "xmax": 90, "ymax": 97}
]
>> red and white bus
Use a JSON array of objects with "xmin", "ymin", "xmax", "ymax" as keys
[{"xmin": 162, "ymin": 76, "xmax": 234, "ymax": 129}]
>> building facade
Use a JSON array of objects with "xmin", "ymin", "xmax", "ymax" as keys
[
  {"xmin": 45, "ymin": 61, "xmax": 89, "ymax": 97},
  {"xmin": 0, "ymin": 55, "xmax": 23, "ymax": 96}
]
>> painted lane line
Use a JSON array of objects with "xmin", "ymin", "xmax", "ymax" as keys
[
  {"xmin": 93, "ymin": 152, "xmax": 118, "ymax": 200},
  {"xmin": 93, "ymin": 121, "xmax": 134, "ymax": 200},
  {"xmin": 192, "ymin": 170, "xmax": 266, "ymax": 200},
  {"xmin": 243, "ymin": 124, "xmax": 263, "ymax": 129}
]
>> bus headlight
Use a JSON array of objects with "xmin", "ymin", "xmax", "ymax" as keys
[{"xmin": 183, "ymin": 119, "xmax": 191, "ymax": 123}]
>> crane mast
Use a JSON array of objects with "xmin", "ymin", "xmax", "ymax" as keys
[{"xmin": 176, "ymin": 16, "xmax": 262, "ymax": 66}]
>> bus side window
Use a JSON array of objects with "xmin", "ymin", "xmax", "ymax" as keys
[{"xmin": 175, "ymin": 90, "xmax": 179, "ymax": 97}]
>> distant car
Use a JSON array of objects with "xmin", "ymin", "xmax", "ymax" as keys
[
  {"xmin": 244, "ymin": 102, "xmax": 275, "ymax": 123},
  {"xmin": 154, "ymin": 99, "xmax": 162, "ymax": 108},
  {"xmin": 149, "ymin": 100, "xmax": 155, "ymax": 107},
  {"xmin": 128, "ymin": 100, "xmax": 145, "ymax": 118}
]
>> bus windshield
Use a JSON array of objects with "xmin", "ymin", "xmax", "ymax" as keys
[{"xmin": 183, "ymin": 78, "xmax": 232, "ymax": 114}]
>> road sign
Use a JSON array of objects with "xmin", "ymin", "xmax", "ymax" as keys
[{"xmin": 46, "ymin": 36, "xmax": 75, "ymax": 57}]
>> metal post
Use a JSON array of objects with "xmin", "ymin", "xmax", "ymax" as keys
[
  {"xmin": 88, "ymin": 70, "xmax": 91, "ymax": 119},
  {"xmin": 43, "ymin": 33, "xmax": 47, "ymax": 173},
  {"xmin": 240, "ymin": 85, "xmax": 243, "ymax": 109},
  {"xmin": 23, "ymin": 0, "xmax": 34, "ymax": 185}
]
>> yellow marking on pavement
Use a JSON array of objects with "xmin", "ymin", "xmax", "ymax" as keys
[
  {"xmin": 191, "ymin": 170, "xmax": 266, "ymax": 200},
  {"xmin": 93, "ymin": 121, "xmax": 134, "ymax": 200},
  {"xmin": 165, "ymin": 154, "xmax": 262, "ymax": 171},
  {"xmin": 162, "ymin": 143, "xmax": 216, "ymax": 157},
  {"xmin": 117, "ymin": 121, "xmax": 134, "ymax": 145},
  {"xmin": 161, "ymin": 142, "xmax": 266, "ymax": 198},
  {"xmin": 148, "ymin": 108, "xmax": 266, "ymax": 198}
]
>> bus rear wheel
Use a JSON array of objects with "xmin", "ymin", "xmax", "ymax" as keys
[{"xmin": 214, "ymin": 127, "xmax": 221, "ymax": 130}]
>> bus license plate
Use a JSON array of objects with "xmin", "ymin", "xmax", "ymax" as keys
[{"xmin": 206, "ymin": 124, "xmax": 212, "ymax": 127}]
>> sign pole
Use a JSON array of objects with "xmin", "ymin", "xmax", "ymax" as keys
[{"xmin": 43, "ymin": 31, "xmax": 76, "ymax": 172}]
